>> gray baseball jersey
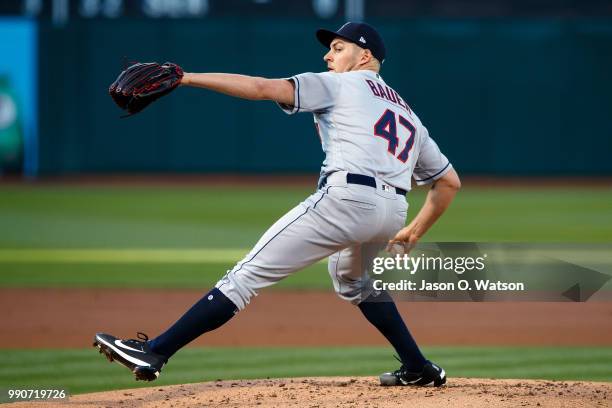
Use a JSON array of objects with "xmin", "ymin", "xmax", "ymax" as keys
[
  {"xmin": 216, "ymin": 70, "xmax": 452, "ymax": 310},
  {"xmin": 279, "ymin": 70, "xmax": 451, "ymax": 191}
]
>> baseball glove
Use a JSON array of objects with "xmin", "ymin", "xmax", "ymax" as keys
[{"xmin": 109, "ymin": 62, "xmax": 184, "ymax": 116}]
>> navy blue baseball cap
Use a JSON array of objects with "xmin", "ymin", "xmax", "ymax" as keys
[{"xmin": 316, "ymin": 22, "xmax": 386, "ymax": 63}]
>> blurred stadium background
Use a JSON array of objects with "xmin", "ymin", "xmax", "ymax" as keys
[{"xmin": 0, "ymin": 0, "xmax": 611, "ymax": 396}]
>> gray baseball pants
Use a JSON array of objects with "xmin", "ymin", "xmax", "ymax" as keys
[{"xmin": 215, "ymin": 171, "xmax": 408, "ymax": 310}]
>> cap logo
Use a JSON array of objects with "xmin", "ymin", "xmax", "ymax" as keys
[{"xmin": 359, "ymin": 36, "xmax": 366, "ymax": 44}]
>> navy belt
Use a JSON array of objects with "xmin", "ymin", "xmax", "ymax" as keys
[{"xmin": 319, "ymin": 173, "xmax": 407, "ymax": 196}]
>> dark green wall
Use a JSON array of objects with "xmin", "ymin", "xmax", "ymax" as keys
[{"xmin": 39, "ymin": 18, "xmax": 612, "ymax": 175}]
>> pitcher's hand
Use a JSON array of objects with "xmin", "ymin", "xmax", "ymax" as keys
[{"xmin": 386, "ymin": 225, "xmax": 421, "ymax": 256}]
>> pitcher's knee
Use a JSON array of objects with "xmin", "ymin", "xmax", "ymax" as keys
[
  {"xmin": 334, "ymin": 290, "xmax": 363, "ymax": 305},
  {"xmin": 333, "ymin": 281, "xmax": 378, "ymax": 305}
]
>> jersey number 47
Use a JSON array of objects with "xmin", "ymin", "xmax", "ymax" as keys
[{"xmin": 374, "ymin": 109, "xmax": 416, "ymax": 163}]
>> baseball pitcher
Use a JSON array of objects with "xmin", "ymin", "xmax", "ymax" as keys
[{"xmin": 97, "ymin": 22, "xmax": 460, "ymax": 387}]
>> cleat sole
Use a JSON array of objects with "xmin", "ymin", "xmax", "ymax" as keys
[
  {"xmin": 133, "ymin": 366, "xmax": 159, "ymax": 382},
  {"xmin": 93, "ymin": 337, "xmax": 159, "ymax": 382},
  {"xmin": 93, "ymin": 340, "xmax": 115, "ymax": 363}
]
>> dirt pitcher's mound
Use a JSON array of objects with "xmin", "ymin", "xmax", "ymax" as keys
[{"xmin": 9, "ymin": 377, "xmax": 611, "ymax": 408}]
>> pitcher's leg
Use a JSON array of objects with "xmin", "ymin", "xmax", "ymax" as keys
[
  {"xmin": 358, "ymin": 290, "xmax": 427, "ymax": 372},
  {"xmin": 329, "ymin": 243, "xmax": 427, "ymax": 372},
  {"xmin": 148, "ymin": 287, "xmax": 237, "ymax": 358},
  {"xmin": 149, "ymin": 190, "xmax": 347, "ymax": 358},
  {"xmin": 328, "ymin": 243, "xmax": 383, "ymax": 304},
  {"xmin": 217, "ymin": 189, "xmax": 351, "ymax": 310}
]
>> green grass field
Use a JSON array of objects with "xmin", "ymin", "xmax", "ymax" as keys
[
  {"xmin": 0, "ymin": 185, "xmax": 611, "ymax": 288},
  {"xmin": 1, "ymin": 346, "xmax": 610, "ymax": 394},
  {"xmin": 2, "ymin": 185, "xmax": 612, "ymax": 248},
  {"xmin": 0, "ymin": 183, "xmax": 611, "ymax": 393}
]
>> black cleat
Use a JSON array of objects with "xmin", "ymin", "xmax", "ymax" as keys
[
  {"xmin": 380, "ymin": 359, "xmax": 446, "ymax": 387},
  {"xmin": 93, "ymin": 332, "xmax": 167, "ymax": 381}
]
